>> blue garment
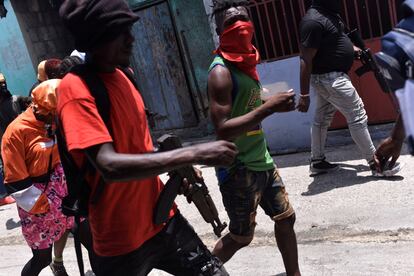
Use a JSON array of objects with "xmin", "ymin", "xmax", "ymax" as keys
[{"xmin": 0, "ymin": 165, "xmax": 6, "ymax": 198}]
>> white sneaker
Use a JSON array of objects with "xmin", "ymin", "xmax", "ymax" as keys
[{"xmin": 372, "ymin": 162, "xmax": 402, "ymax": 177}]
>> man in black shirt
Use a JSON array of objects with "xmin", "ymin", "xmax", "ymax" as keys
[{"xmin": 297, "ymin": 0, "xmax": 394, "ymax": 177}]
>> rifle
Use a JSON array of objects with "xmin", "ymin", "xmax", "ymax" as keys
[
  {"xmin": 347, "ymin": 29, "xmax": 392, "ymax": 93},
  {"xmin": 153, "ymin": 134, "xmax": 227, "ymax": 237}
]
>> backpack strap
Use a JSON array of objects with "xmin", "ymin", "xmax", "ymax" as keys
[
  {"xmin": 118, "ymin": 66, "xmax": 139, "ymax": 90},
  {"xmin": 71, "ymin": 65, "xmax": 112, "ymax": 132},
  {"xmin": 117, "ymin": 66, "xmax": 157, "ymax": 128},
  {"xmin": 61, "ymin": 64, "xmax": 114, "ymax": 276},
  {"xmin": 68, "ymin": 64, "xmax": 112, "ymax": 201},
  {"xmin": 74, "ymin": 215, "xmax": 84, "ymax": 276},
  {"xmin": 55, "ymin": 117, "xmax": 89, "ymax": 276}
]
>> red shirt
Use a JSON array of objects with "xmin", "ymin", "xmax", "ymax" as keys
[{"xmin": 57, "ymin": 69, "xmax": 175, "ymax": 256}]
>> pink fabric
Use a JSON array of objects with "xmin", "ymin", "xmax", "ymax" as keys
[{"xmin": 17, "ymin": 164, "xmax": 74, "ymax": 250}]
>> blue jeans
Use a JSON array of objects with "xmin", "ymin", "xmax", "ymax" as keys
[{"xmin": 310, "ymin": 72, "xmax": 376, "ymax": 162}]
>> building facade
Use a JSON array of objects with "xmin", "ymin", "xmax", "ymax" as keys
[
  {"xmin": 1, "ymin": 0, "xmax": 404, "ymax": 150},
  {"xmin": 2, "ymin": 0, "xmax": 217, "ymax": 139},
  {"xmin": 203, "ymin": 0, "xmax": 403, "ymax": 152}
]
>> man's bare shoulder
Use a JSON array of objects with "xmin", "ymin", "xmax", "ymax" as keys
[{"xmin": 208, "ymin": 64, "xmax": 232, "ymax": 93}]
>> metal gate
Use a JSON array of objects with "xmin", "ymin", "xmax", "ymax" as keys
[{"xmin": 129, "ymin": 1, "xmax": 198, "ymax": 131}]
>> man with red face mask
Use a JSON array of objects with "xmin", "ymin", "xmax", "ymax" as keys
[{"xmin": 208, "ymin": 1, "xmax": 301, "ymax": 275}]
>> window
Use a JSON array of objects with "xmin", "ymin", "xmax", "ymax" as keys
[{"xmin": 247, "ymin": 0, "xmax": 403, "ymax": 62}]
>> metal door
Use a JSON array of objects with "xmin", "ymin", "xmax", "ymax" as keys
[
  {"xmin": 0, "ymin": 0, "xmax": 35, "ymax": 96},
  {"xmin": 130, "ymin": 1, "xmax": 198, "ymax": 131}
]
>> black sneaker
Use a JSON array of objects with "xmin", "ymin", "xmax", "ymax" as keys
[
  {"xmin": 50, "ymin": 261, "xmax": 69, "ymax": 276},
  {"xmin": 310, "ymin": 158, "xmax": 339, "ymax": 176}
]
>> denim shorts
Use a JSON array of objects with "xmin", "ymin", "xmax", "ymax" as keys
[{"xmin": 218, "ymin": 167, "xmax": 294, "ymax": 241}]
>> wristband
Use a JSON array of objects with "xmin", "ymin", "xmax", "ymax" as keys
[{"xmin": 300, "ymin": 94, "xmax": 310, "ymax": 98}]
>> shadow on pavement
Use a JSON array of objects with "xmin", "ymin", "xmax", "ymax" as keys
[
  {"xmin": 302, "ymin": 163, "xmax": 404, "ymax": 196},
  {"xmin": 6, "ymin": 218, "xmax": 21, "ymax": 230},
  {"xmin": 270, "ymin": 273, "xmax": 286, "ymax": 276}
]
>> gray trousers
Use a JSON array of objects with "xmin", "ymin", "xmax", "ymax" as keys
[{"xmin": 310, "ymin": 72, "xmax": 376, "ymax": 162}]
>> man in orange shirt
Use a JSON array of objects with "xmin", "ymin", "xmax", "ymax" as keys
[{"xmin": 58, "ymin": 1, "xmax": 237, "ymax": 275}]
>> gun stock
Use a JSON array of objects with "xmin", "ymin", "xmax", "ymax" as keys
[{"xmin": 154, "ymin": 134, "xmax": 227, "ymax": 237}]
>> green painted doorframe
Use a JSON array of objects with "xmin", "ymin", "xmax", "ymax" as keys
[{"xmin": 127, "ymin": 0, "xmax": 215, "ymax": 118}]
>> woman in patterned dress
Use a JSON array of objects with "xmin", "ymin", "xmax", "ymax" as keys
[{"xmin": 1, "ymin": 79, "xmax": 73, "ymax": 276}]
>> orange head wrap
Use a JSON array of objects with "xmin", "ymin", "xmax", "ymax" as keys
[{"xmin": 31, "ymin": 79, "xmax": 61, "ymax": 116}]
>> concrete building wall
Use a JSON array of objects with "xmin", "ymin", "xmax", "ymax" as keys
[
  {"xmin": 258, "ymin": 57, "xmax": 316, "ymax": 153},
  {"xmin": 10, "ymin": 0, "xmax": 74, "ymax": 68}
]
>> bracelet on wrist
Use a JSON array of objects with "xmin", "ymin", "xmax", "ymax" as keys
[{"xmin": 300, "ymin": 94, "xmax": 310, "ymax": 98}]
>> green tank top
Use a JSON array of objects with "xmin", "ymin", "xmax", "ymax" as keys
[{"xmin": 209, "ymin": 56, "xmax": 274, "ymax": 172}]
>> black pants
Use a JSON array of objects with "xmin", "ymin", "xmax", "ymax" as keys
[{"xmin": 93, "ymin": 213, "xmax": 228, "ymax": 276}]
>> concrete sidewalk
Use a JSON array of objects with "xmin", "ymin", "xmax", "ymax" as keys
[{"xmin": 0, "ymin": 141, "xmax": 413, "ymax": 275}]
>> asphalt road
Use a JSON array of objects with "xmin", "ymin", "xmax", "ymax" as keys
[{"xmin": 0, "ymin": 141, "xmax": 413, "ymax": 275}]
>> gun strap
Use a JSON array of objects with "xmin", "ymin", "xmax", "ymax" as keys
[
  {"xmin": 153, "ymin": 173, "xmax": 182, "ymax": 225},
  {"xmin": 74, "ymin": 215, "xmax": 85, "ymax": 276}
]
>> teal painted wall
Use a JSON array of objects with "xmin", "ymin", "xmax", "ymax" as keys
[{"xmin": 0, "ymin": 0, "xmax": 36, "ymax": 96}]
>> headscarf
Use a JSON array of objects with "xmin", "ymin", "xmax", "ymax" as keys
[
  {"xmin": 59, "ymin": 0, "xmax": 139, "ymax": 52},
  {"xmin": 37, "ymin": 61, "xmax": 47, "ymax": 82},
  {"xmin": 45, "ymin": 59, "xmax": 63, "ymax": 79},
  {"xmin": 31, "ymin": 79, "xmax": 61, "ymax": 116},
  {"xmin": 216, "ymin": 20, "xmax": 260, "ymax": 81}
]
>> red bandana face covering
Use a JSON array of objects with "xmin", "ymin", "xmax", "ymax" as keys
[{"xmin": 216, "ymin": 21, "xmax": 260, "ymax": 81}]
